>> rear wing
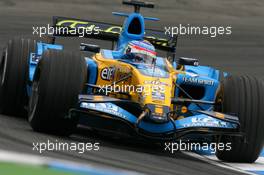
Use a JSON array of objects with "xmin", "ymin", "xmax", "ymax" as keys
[{"xmin": 52, "ymin": 16, "xmax": 177, "ymax": 53}]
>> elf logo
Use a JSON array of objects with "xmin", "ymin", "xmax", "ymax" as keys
[{"xmin": 101, "ymin": 67, "xmax": 115, "ymax": 81}]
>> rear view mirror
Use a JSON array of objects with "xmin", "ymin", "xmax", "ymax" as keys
[
  {"xmin": 178, "ymin": 57, "xmax": 199, "ymax": 66},
  {"xmin": 80, "ymin": 43, "xmax": 100, "ymax": 53}
]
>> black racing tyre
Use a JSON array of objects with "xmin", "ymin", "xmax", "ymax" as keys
[
  {"xmin": 216, "ymin": 75, "xmax": 264, "ymax": 163},
  {"xmin": 0, "ymin": 37, "xmax": 35, "ymax": 116},
  {"xmin": 28, "ymin": 50, "xmax": 87, "ymax": 136}
]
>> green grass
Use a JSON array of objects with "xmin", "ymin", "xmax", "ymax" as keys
[{"xmin": 0, "ymin": 162, "xmax": 81, "ymax": 175}]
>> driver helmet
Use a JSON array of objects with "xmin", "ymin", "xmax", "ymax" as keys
[{"xmin": 124, "ymin": 40, "xmax": 157, "ymax": 63}]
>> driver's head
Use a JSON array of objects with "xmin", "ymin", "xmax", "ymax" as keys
[{"xmin": 124, "ymin": 40, "xmax": 156, "ymax": 63}]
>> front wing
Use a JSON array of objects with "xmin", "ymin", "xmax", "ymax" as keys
[{"xmin": 71, "ymin": 95, "xmax": 242, "ymax": 140}]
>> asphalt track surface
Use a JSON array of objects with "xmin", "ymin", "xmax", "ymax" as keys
[{"xmin": 0, "ymin": 0, "xmax": 263, "ymax": 175}]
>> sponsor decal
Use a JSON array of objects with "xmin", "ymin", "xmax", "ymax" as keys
[
  {"xmin": 144, "ymin": 79, "xmax": 169, "ymax": 86},
  {"xmin": 80, "ymin": 102, "xmax": 127, "ymax": 119},
  {"xmin": 183, "ymin": 77, "xmax": 214, "ymax": 86},
  {"xmin": 101, "ymin": 67, "xmax": 115, "ymax": 81},
  {"xmin": 155, "ymin": 107, "xmax": 163, "ymax": 114},
  {"xmin": 152, "ymin": 100, "xmax": 164, "ymax": 104},
  {"xmin": 183, "ymin": 117, "xmax": 227, "ymax": 128},
  {"xmin": 116, "ymin": 67, "xmax": 131, "ymax": 82},
  {"xmin": 30, "ymin": 53, "xmax": 41, "ymax": 64},
  {"xmin": 56, "ymin": 20, "xmax": 169, "ymax": 47},
  {"xmin": 152, "ymin": 91, "xmax": 165, "ymax": 101}
]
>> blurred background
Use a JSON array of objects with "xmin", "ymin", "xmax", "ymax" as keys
[{"xmin": 0, "ymin": 0, "xmax": 263, "ymax": 77}]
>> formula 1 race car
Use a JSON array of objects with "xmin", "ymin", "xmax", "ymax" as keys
[{"xmin": 0, "ymin": 0, "xmax": 263, "ymax": 163}]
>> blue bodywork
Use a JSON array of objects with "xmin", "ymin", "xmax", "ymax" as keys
[{"xmin": 175, "ymin": 65, "xmax": 220, "ymax": 111}]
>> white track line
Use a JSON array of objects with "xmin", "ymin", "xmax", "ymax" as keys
[
  {"xmin": 183, "ymin": 151, "xmax": 256, "ymax": 175},
  {"xmin": 0, "ymin": 150, "xmax": 48, "ymax": 165},
  {"xmin": 203, "ymin": 155, "xmax": 264, "ymax": 172}
]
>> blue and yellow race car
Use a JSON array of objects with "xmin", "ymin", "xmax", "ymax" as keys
[{"xmin": 0, "ymin": 0, "xmax": 263, "ymax": 163}]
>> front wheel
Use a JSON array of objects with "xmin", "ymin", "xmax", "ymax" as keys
[
  {"xmin": 0, "ymin": 37, "xmax": 54, "ymax": 116},
  {"xmin": 216, "ymin": 75, "xmax": 264, "ymax": 163},
  {"xmin": 28, "ymin": 50, "xmax": 87, "ymax": 136}
]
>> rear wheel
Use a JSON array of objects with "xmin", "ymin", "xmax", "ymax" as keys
[
  {"xmin": 28, "ymin": 50, "xmax": 87, "ymax": 136},
  {"xmin": 216, "ymin": 75, "xmax": 264, "ymax": 163},
  {"xmin": 0, "ymin": 37, "xmax": 35, "ymax": 115}
]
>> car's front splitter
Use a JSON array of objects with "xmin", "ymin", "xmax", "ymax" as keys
[{"xmin": 69, "ymin": 101, "xmax": 242, "ymax": 140}]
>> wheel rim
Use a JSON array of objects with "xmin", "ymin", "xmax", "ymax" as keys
[
  {"xmin": 28, "ymin": 80, "xmax": 39, "ymax": 122},
  {"xmin": 0, "ymin": 48, "xmax": 8, "ymax": 86}
]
